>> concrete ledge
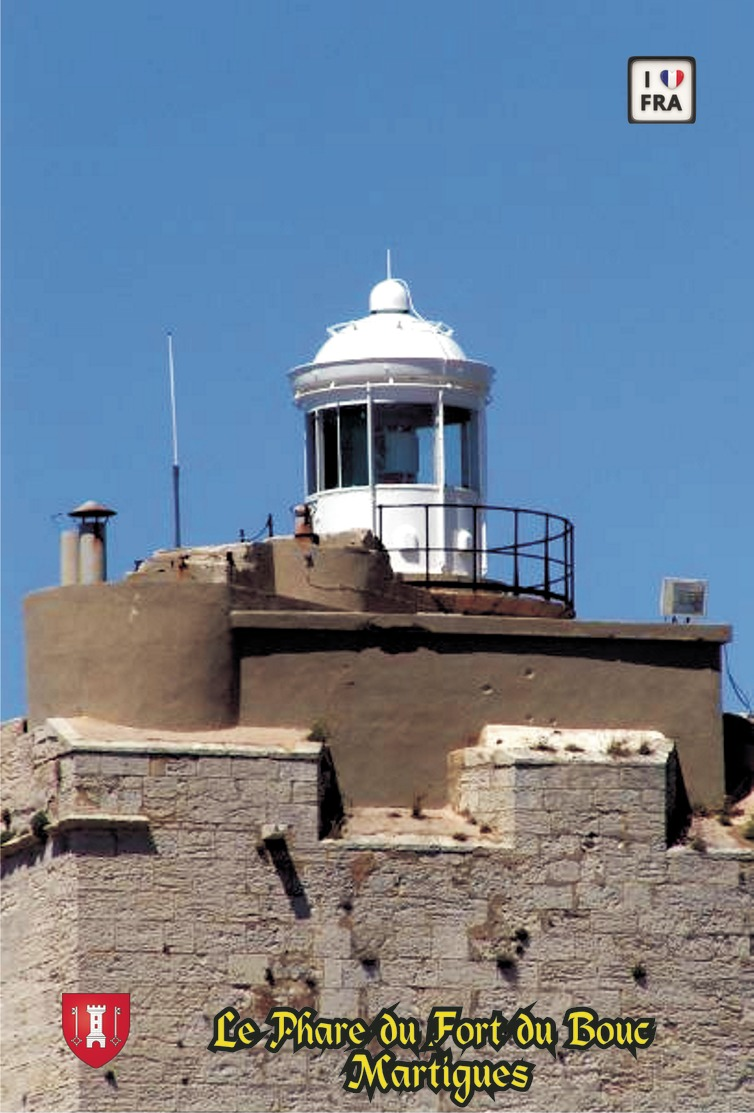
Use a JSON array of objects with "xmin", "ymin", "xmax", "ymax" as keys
[
  {"xmin": 475, "ymin": 725, "xmax": 673, "ymax": 763},
  {"xmin": 322, "ymin": 834, "xmax": 484, "ymax": 852},
  {"xmin": 47, "ymin": 717, "xmax": 321, "ymax": 760},
  {"xmin": 0, "ymin": 813, "xmax": 150, "ymax": 859},
  {"xmin": 666, "ymin": 845, "xmax": 754, "ymax": 861},
  {"xmin": 52, "ymin": 813, "xmax": 150, "ymax": 832},
  {"xmin": 230, "ymin": 609, "xmax": 732, "ymax": 642}
]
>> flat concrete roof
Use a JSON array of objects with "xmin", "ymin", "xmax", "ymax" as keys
[{"xmin": 230, "ymin": 610, "xmax": 732, "ymax": 643}]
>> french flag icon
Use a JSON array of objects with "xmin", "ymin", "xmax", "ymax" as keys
[{"xmin": 661, "ymin": 69, "xmax": 684, "ymax": 89}]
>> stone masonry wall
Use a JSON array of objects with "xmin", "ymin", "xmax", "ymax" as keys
[
  {"xmin": 1, "ymin": 722, "xmax": 83, "ymax": 1111},
  {"xmin": 1, "ymin": 837, "xmax": 80, "ymax": 1107},
  {"xmin": 1, "ymin": 719, "xmax": 752, "ymax": 1113}
]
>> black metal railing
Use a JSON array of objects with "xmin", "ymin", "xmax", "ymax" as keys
[{"xmin": 376, "ymin": 502, "xmax": 575, "ymax": 610}]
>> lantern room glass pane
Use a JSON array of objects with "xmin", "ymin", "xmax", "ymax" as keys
[
  {"xmin": 311, "ymin": 404, "xmax": 369, "ymax": 491},
  {"xmin": 340, "ymin": 405, "xmax": 368, "ymax": 486},
  {"xmin": 306, "ymin": 413, "xmax": 317, "ymax": 494},
  {"xmin": 374, "ymin": 404, "xmax": 435, "ymax": 484},
  {"xmin": 444, "ymin": 406, "xmax": 478, "ymax": 490},
  {"xmin": 322, "ymin": 409, "xmax": 339, "ymax": 490}
]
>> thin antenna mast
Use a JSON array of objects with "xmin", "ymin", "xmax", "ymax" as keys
[
  {"xmin": 386, "ymin": 248, "xmax": 392, "ymax": 279},
  {"xmin": 167, "ymin": 332, "xmax": 182, "ymax": 549}
]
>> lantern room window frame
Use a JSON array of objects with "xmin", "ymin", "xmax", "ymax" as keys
[{"xmin": 305, "ymin": 396, "xmax": 480, "ymax": 496}]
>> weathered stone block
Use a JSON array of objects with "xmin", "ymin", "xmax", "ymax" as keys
[
  {"xmin": 99, "ymin": 754, "xmax": 150, "ymax": 777},
  {"xmin": 227, "ymin": 953, "xmax": 270, "ymax": 985}
]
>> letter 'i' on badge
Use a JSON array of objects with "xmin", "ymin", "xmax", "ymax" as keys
[
  {"xmin": 62, "ymin": 994, "xmax": 131, "ymax": 1067},
  {"xmin": 628, "ymin": 57, "xmax": 696, "ymax": 123}
]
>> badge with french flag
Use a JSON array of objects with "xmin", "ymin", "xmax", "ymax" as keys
[
  {"xmin": 628, "ymin": 56, "xmax": 696, "ymax": 123},
  {"xmin": 660, "ymin": 69, "xmax": 684, "ymax": 89}
]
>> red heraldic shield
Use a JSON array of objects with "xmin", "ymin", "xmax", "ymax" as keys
[{"xmin": 62, "ymin": 994, "xmax": 131, "ymax": 1066}]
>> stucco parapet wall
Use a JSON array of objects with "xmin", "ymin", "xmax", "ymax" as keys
[
  {"xmin": 230, "ymin": 609, "xmax": 732, "ymax": 642},
  {"xmin": 45, "ymin": 716, "xmax": 320, "ymax": 760}
]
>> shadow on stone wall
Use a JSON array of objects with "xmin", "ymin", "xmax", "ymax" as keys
[
  {"xmin": 0, "ymin": 841, "xmax": 47, "ymax": 879},
  {"xmin": 318, "ymin": 744, "xmax": 345, "ymax": 839},
  {"xmin": 724, "ymin": 712, "xmax": 754, "ymax": 801},
  {"xmin": 666, "ymin": 748, "xmax": 692, "ymax": 846},
  {"xmin": 260, "ymin": 836, "xmax": 311, "ymax": 920},
  {"xmin": 52, "ymin": 827, "xmax": 157, "ymax": 858}
]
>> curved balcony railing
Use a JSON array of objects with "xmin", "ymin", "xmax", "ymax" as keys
[{"xmin": 376, "ymin": 502, "xmax": 575, "ymax": 611}]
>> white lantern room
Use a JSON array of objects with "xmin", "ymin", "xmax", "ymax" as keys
[{"xmin": 289, "ymin": 276, "xmax": 495, "ymax": 579}]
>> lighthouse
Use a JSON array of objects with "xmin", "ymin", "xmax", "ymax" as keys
[{"xmin": 289, "ymin": 275, "xmax": 495, "ymax": 579}]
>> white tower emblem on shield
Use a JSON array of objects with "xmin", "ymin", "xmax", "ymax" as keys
[{"xmin": 86, "ymin": 1004, "xmax": 107, "ymax": 1048}]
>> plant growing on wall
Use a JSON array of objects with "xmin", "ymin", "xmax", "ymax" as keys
[
  {"xmin": 307, "ymin": 719, "xmax": 330, "ymax": 743},
  {"xmin": 30, "ymin": 811, "xmax": 50, "ymax": 843}
]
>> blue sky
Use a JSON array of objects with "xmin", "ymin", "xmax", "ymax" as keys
[{"xmin": 2, "ymin": 0, "xmax": 752, "ymax": 718}]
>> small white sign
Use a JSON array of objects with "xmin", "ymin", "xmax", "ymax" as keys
[{"xmin": 628, "ymin": 57, "xmax": 696, "ymax": 123}]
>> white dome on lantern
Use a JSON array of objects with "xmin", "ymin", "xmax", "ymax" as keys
[
  {"xmin": 312, "ymin": 279, "xmax": 468, "ymax": 365},
  {"xmin": 369, "ymin": 278, "xmax": 412, "ymax": 313}
]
